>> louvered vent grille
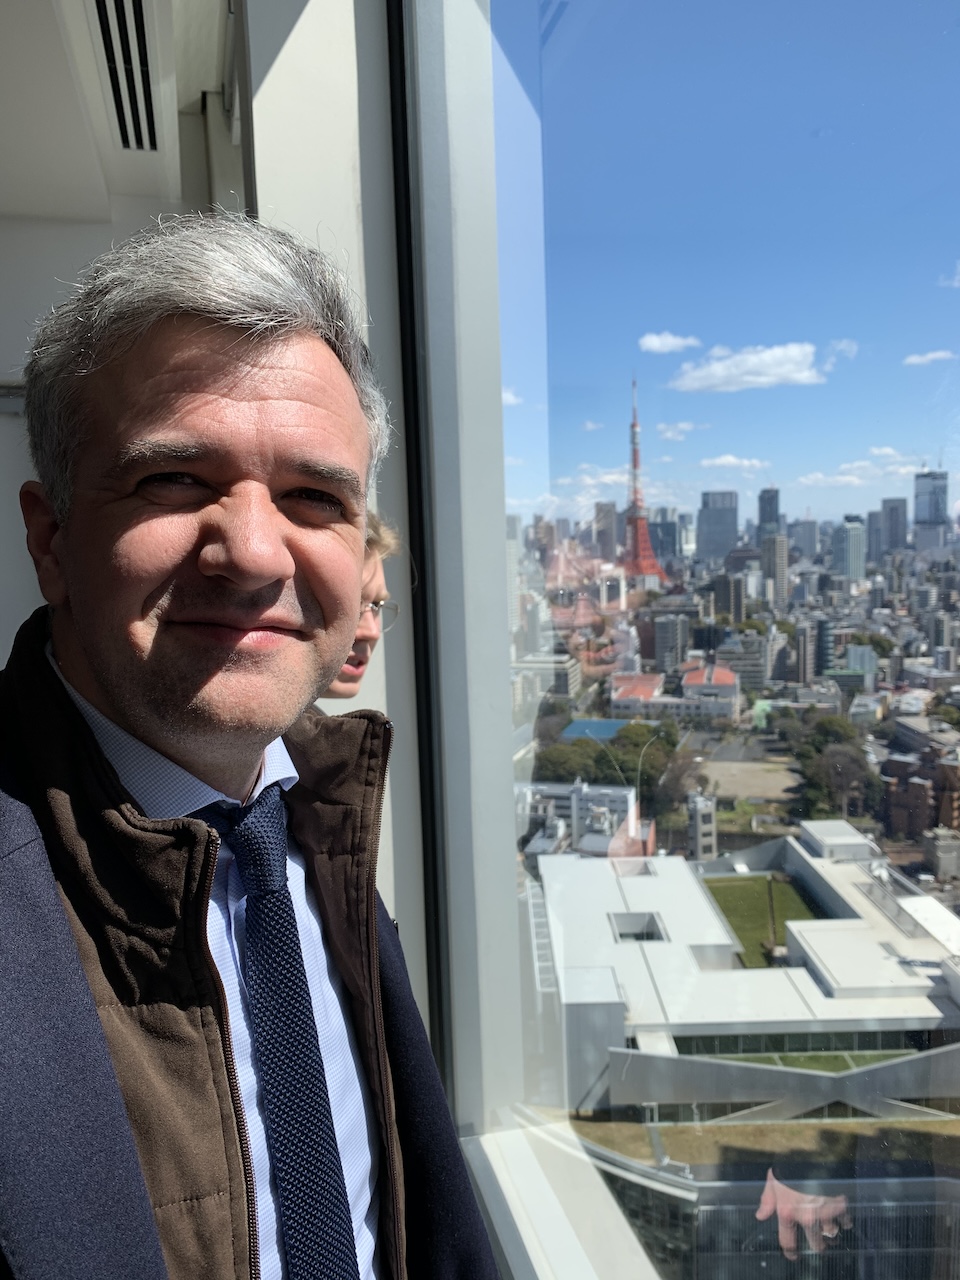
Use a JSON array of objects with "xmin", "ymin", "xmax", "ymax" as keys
[{"xmin": 94, "ymin": 0, "xmax": 157, "ymax": 151}]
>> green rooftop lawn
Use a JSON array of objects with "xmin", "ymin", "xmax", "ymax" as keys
[
  {"xmin": 707, "ymin": 1050, "xmax": 915, "ymax": 1073},
  {"xmin": 566, "ymin": 1115, "xmax": 960, "ymax": 1171},
  {"xmin": 778, "ymin": 1053, "xmax": 852, "ymax": 1073},
  {"xmin": 705, "ymin": 875, "xmax": 824, "ymax": 968}
]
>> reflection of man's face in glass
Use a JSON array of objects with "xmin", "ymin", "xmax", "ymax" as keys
[{"xmin": 322, "ymin": 553, "xmax": 389, "ymax": 698}]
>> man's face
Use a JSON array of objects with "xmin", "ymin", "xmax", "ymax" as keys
[
  {"xmin": 22, "ymin": 317, "xmax": 370, "ymax": 773},
  {"xmin": 324, "ymin": 552, "xmax": 389, "ymax": 698}
]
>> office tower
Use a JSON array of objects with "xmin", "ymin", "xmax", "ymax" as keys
[
  {"xmin": 505, "ymin": 516, "xmax": 522, "ymax": 633},
  {"xmin": 554, "ymin": 517, "xmax": 571, "ymax": 542},
  {"xmin": 881, "ymin": 497, "xmax": 907, "ymax": 552},
  {"xmin": 758, "ymin": 487, "xmax": 779, "ymax": 544},
  {"xmin": 624, "ymin": 383, "xmax": 667, "ymax": 581},
  {"xmin": 815, "ymin": 617, "xmax": 836, "ymax": 676},
  {"xmin": 593, "ymin": 502, "xmax": 616, "ymax": 561},
  {"xmin": 648, "ymin": 517, "xmax": 678, "ymax": 562},
  {"xmin": 866, "ymin": 511, "xmax": 882, "ymax": 565},
  {"xmin": 712, "ymin": 573, "xmax": 746, "ymax": 624},
  {"xmin": 789, "ymin": 519, "xmax": 818, "ymax": 559},
  {"xmin": 832, "ymin": 515, "xmax": 866, "ymax": 580},
  {"xmin": 677, "ymin": 511, "xmax": 696, "ymax": 557},
  {"xmin": 760, "ymin": 534, "xmax": 788, "ymax": 612},
  {"xmin": 795, "ymin": 621, "xmax": 814, "ymax": 684},
  {"xmin": 915, "ymin": 471, "xmax": 950, "ymax": 551},
  {"xmin": 696, "ymin": 491, "xmax": 738, "ymax": 562},
  {"xmin": 654, "ymin": 614, "xmax": 689, "ymax": 673}
]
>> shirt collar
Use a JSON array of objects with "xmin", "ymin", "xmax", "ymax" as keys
[{"xmin": 46, "ymin": 649, "xmax": 299, "ymax": 820}]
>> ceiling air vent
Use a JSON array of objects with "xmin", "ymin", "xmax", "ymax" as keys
[{"xmin": 93, "ymin": 0, "xmax": 157, "ymax": 151}]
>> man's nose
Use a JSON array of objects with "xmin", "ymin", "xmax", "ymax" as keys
[{"xmin": 195, "ymin": 488, "xmax": 296, "ymax": 588}]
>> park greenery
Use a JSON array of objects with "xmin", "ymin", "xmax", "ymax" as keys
[
  {"xmin": 531, "ymin": 718, "xmax": 702, "ymax": 812},
  {"xmin": 769, "ymin": 708, "xmax": 882, "ymax": 820}
]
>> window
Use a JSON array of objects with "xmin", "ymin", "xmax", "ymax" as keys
[{"xmin": 401, "ymin": 0, "xmax": 960, "ymax": 1274}]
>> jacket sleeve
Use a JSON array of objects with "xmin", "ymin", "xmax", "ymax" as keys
[{"xmin": 376, "ymin": 897, "xmax": 501, "ymax": 1279}]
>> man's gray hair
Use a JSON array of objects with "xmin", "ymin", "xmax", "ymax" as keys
[{"xmin": 24, "ymin": 214, "xmax": 389, "ymax": 520}]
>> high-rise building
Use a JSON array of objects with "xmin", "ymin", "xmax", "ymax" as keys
[
  {"xmin": 788, "ymin": 519, "xmax": 818, "ymax": 559},
  {"xmin": 758, "ymin": 487, "xmax": 779, "ymax": 544},
  {"xmin": 881, "ymin": 497, "xmax": 908, "ymax": 552},
  {"xmin": 916, "ymin": 470, "xmax": 949, "ymax": 525},
  {"xmin": 866, "ymin": 510, "xmax": 882, "ymax": 566},
  {"xmin": 761, "ymin": 534, "xmax": 789, "ymax": 612},
  {"xmin": 506, "ymin": 515, "xmax": 522, "ymax": 633},
  {"xmin": 594, "ymin": 501, "xmax": 616, "ymax": 561},
  {"xmin": 796, "ymin": 621, "xmax": 814, "ymax": 684},
  {"xmin": 915, "ymin": 471, "xmax": 950, "ymax": 551},
  {"xmin": 815, "ymin": 617, "xmax": 836, "ymax": 676},
  {"xmin": 648, "ymin": 514, "xmax": 678, "ymax": 562},
  {"xmin": 696, "ymin": 491, "xmax": 738, "ymax": 562},
  {"xmin": 832, "ymin": 515, "xmax": 866, "ymax": 580},
  {"xmin": 554, "ymin": 517, "xmax": 571, "ymax": 542},
  {"xmin": 712, "ymin": 573, "xmax": 746, "ymax": 624},
  {"xmin": 654, "ymin": 613, "xmax": 689, "ymax": 673}
]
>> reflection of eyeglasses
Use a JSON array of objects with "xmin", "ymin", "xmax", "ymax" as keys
[{"xmin": 359, "ymin": 599, "xmax": 400, "ymax": 632}]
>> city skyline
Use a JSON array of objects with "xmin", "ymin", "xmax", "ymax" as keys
[{"xmin": 494, "ymin": 0, "xmax": 960, "ymax": 527}]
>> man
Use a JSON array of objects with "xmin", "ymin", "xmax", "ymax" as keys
[
  {"xmin": 0, "ymin": 215, "xmax": 498, "ymax": 1280},
  {"xmin": 324, "ymin": 514, "xmax": 400, "ymax": 700}
]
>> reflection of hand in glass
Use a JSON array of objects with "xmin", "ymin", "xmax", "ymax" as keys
[{"xmin": 755, "ymin": 1168, "xmax": 852, "ymax": 1261}]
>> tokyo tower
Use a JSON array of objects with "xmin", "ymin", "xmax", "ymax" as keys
[{"xmin": 623, "ymin": 382, "xmax": 668, "ymax": 583}]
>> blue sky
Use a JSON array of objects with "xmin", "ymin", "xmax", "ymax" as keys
[{"xmin": 492, "ymin": 0, "xmax": 960, "ymax": 527}]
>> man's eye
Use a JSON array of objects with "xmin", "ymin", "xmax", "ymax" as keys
[
  {"xmin": 136, "ymin": 473, "xmax": 210, "ymax": 501},
  {"xmin": 140, "ymin": 472, "xmax": 202, "ymax": 488},
  {"xmin": 289, "ymin": 489, "xmax": 346, "ymax": 514}
]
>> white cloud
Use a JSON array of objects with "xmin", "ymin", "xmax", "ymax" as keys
[
  {"xmin": 796, "ymin": 471, "xmax": 866, "ymax": 488},
  {"xmin": 504, "ymin": 456, "xmax": 524, "ymax": 467},
  {"xmin": 904, "ymin": 350, "xmax": 957, "ymax": 366},
  {"xmin": 582, "ymin": 419, "xmax": 603, "ymax": 432},
  {"xmin": 884, "ymin": 463, "xmax": 920, "ymax": 477},
  {"xmin": 700, "ymin": 454, "xmax": 769, "ymax": 471},
  {"xmin": 670, "ymin": 342, "xmax": 824, "ymax": 392},
  {"xmin": 657, "ymin": 455, "xmax": 674, "ymax": 464},
  {"xmin": 822, "ymin": 339, "xmax": 859, "ymax": 373},
  {"xmin": 655, "ymin": 420, "xmax": 709, "ymax": 441},
  {"xmin": 501, "ymin": 387, "xmax": 523, "ymax": 406},
  {"xmin": 938, "ymin": 262, "xmax": 960, "ymax": 288},
  {"xmin": 638, "ymin": 330, "xmax": 701, "ymax": 354},
  {"xmin": 869, "ymin": 446, "xmax": 900, "ymax": 458},
  {"xmin": 838, "ymin": 460, "xmax": 874, "ymax": 473}
]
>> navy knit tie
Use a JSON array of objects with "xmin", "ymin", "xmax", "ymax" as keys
[{"xmin": 200, "ymin": 784, "xmax": 361, "ymax": 1280}]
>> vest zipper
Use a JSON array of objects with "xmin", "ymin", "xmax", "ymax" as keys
[
  {"xmin": 364, "ymin": 720, "xmax": 404, "ymax": 1279},
  {"xmin": 200, "ymin": 827, "xmax": 261, "ymax": 1280}
]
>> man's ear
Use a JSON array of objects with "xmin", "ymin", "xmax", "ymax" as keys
[{"xmin": 20, "ymin": 482, "xmax": 68, "ymax": 606}]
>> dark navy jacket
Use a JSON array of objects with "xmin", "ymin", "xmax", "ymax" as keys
[{"xmin": 0, "ymin": 768, "xmax": 498, "ymax": 1279}]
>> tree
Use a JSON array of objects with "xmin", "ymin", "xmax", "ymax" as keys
[
  {"xmin": 809, "ymin": 715, "xmax": 858, "ymax": 753},
  {"xmin": 849, "ymin": 631, "xmax": 895, "ymax": 659},
  {"xmin": 820, "ymin": 743, "xmax": 868, "ymax": 818}
]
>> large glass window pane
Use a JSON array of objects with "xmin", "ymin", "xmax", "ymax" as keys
[{"xmin": 488, "ymin": 0, "xmax": 960, "ymax": 1273}]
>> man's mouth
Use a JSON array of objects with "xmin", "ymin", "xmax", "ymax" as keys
[{"xmin": 167, "ymin": 618, "xmax": 305, "ymax": 647}]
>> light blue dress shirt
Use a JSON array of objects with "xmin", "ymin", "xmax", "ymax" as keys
[{"xmin": 54, "ymin": 669, "xmax": 380, "ymax": 1280}]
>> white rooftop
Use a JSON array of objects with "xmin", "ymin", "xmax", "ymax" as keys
[{"xmin": 538, "ymin": 831, "xmax": 960, "ymax": 1040}]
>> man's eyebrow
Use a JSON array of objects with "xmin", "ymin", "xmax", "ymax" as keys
[
  {"xmin": 291, "ymin": 461, "xmax": 366, "ymax": 506},
  {"xmin": 104, "ymin": 440, "xmax": 209, "ymax": 480},
  {"xmin": 104, "ymin": 441, "xmax": 366, "ymax": 504}
]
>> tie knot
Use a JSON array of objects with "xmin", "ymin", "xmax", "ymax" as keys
[{"xmin": 197, "ymin": 783, "xmax": 290, "ymax": 897}]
